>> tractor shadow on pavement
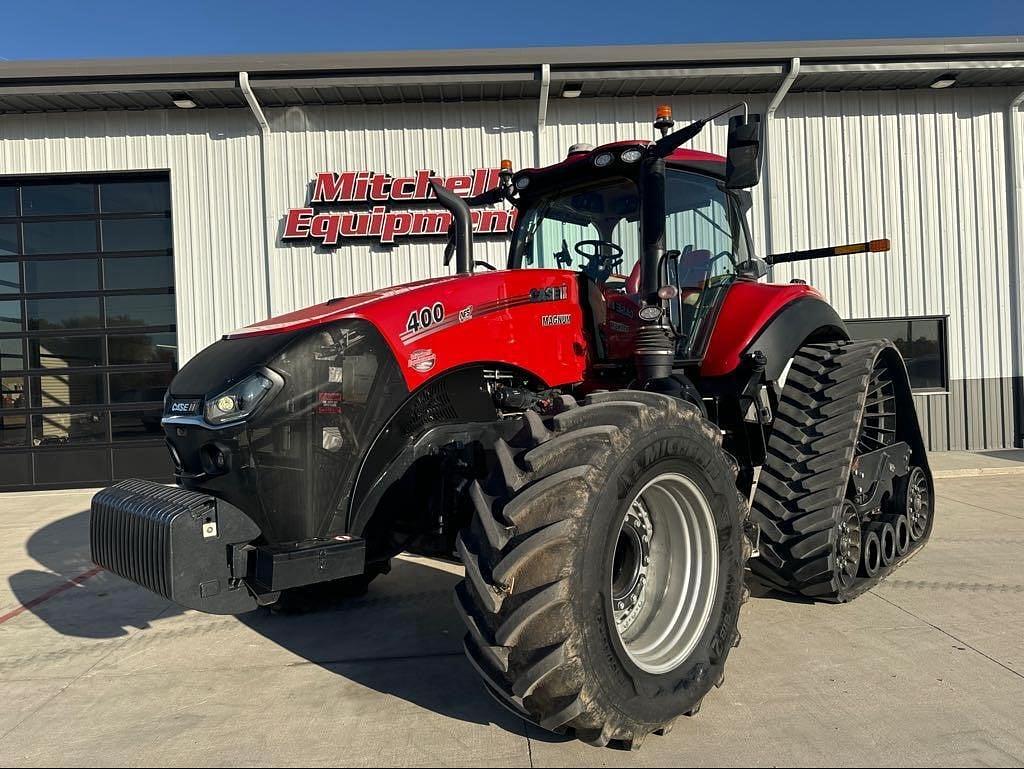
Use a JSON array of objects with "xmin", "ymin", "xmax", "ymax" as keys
[
  {"xmin": 8, "ymin": 507, "xmax": 187, "ymax": 639},
  {"xmin": 11, "ymin": 509, "xmax": 563, "ymax": 740},
  {"xmin": 236, "ymin": 556, "xmax": 560, "ymax": 739}
]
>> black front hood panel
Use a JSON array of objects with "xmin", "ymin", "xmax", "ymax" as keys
[{"xmin": 164, "ymin": 319, "xmax": 408, "ymax": 545}]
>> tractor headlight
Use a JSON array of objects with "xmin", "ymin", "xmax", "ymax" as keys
[
  {"xmin": 621, "ymin": 148, "xmax": 642, "ymax": 163},
  {"xmin": 205, "ymin": 372, "xmax": 274, "ymax": 425},
  {"xmin": 594, "ymin": 152, "xmax": 614, "ymax": 167}
]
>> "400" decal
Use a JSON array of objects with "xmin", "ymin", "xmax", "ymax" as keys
[{"xmin": 406, "ymin": 302, "xmax": 445, "ymax": 333}]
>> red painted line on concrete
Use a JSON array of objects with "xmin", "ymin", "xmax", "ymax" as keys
[{"xmin": 0, "ymin": 566, "xmax": 103, "ymax": 625}]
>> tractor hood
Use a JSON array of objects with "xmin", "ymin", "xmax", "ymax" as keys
[
  {"xmin": 226, "ymin": 276, "xmax": 463, "ymax": 340},
  {"xmin": 219, "ymin": 268, "xmax": 589, "ymax": 392}
]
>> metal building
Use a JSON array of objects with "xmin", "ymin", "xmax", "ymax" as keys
[{"xmin": 1, "ymin": 36, "xmax": 1023, "ymax": 490}]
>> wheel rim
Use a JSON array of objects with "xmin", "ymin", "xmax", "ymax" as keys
[
  {"xmin": 906, "ymin": 466, "xmax": 932, "ymax": 541},
  {"xmin": 611, "ymin": 472, "xmax": 719, "ymax": 675},
  {"xmin": 834, "ymin": 500, "xmax": 862, "ymax": 589}
]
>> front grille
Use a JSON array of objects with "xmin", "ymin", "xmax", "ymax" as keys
[{"xmin": 397, "ymin": 380, "xmax": 458, "ymax": 437}]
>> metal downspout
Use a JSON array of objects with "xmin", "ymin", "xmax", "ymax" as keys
[
  {"xmin": 536, "ymin": 64, "xmax": 551, "ymax": 167},
  {"xmin": 763, "ymin": 57, "xmax": 801, "ymax": 269},
  {"xmin": 239, "ymin": 71, "xmax": 274, "ymax": 318},
  {"xmin": 1007, "ymin": 87, "xmax": 1024, "ymax": 446}
]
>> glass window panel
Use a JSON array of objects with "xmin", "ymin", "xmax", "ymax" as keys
[
  {"xmin": 107, "ymin": 332, "xmax": 178, "ymax": 366},
  {"xmin": 100, "ymin": 180, "xmax": 170, "ymax": 214},
  {"xmin": 0, "ymin": 338, "xmax": 24, "ymax": 372},
  {"xmin": 101, "ymin": 218, "xmax": 172, "ymax": 252},
  {"xmin": 31, "ymin": 412, "xmax": 106, "ymax": 446},
  {"xmin": 23, "ymin": 220, "xmax": 97, "ymax": 254},
  {"xmin": 0, "ymin": 414, "xmax": 29, "ymax": 447},
  {"xmin": 0, "ymin": 187, "xmax": 17, "ymax": 217},
  {"xmin": 24, "ymin": 258, "xmax": 98, "ymax": 293},
  {"xmin": 109, "ymin": 369, "xmax": 174, "ymax": 404},
  {"xmin": 112, "ymin": 409, "xmax": 165, "ymax": 440},
  {"xmin": 21, "ymin": 183, "xmax": 95, "ymax": 215},
  {"xmin": 0, "ymin": 262, "xmax": 19, "ymax": 294},
  {"xmin": 846, "ymin": 318, "xmax": 947, "ymax": 391},
  {"xmin": 0, "ymin": 224, "xmax": 18, "ymax": 256},
  {"xmin": 0, "ymin": 300, "xmax": 22, "ymax": 332},
  {"xmin": 106, "ymin": 294, "xmax": 175, "ymax": 327},
  {"xmin": 31, "ymin": 372, "xmax": 104, "ymax": 408},
  {"xmin": 27, "ymin": 296, "xmax": 101, "ymax": 331},
  {"xmin": 29, "ymin": 336, "xmax": 103, "ymax": 369},
  {"xmin": 1, "ymin": 376, "xmax": 27, "ymax": 410},
  {"xmin": 103, "ymin": 255, "xmax": 173, "ymax": 290}
]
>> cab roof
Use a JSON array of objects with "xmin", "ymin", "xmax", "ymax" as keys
[
  {"xmin": 511, "ymin": 141, "xmax": 726, "ymax": 199},
  {"xmin": 517, "ymin": 141, "xmax": 725, "ymax": 176}
]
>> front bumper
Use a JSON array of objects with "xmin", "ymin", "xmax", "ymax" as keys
[{"xmin": 90, "ymin": 478, "xmax": 369, "ymax": 615}]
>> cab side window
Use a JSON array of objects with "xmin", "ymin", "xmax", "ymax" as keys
[{"xmin": 664, "ymin": 170, "xmax": 748, "ymax": 291}]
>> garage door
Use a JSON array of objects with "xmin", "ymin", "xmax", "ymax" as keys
[{"xmin": 0, "ymin": 173, "xmax": 176, "ymax": 490}]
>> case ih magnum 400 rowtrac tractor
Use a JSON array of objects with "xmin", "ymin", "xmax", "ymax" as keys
[{"xmin": 91, "ymin": 103, "xmax": 933, "ymax": 749}]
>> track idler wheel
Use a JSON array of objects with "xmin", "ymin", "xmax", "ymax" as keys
[
  {"xmin": 873, "ymin": 521, "xmax": 897, "ymax": 568},
  {"xmin": 887, "ymin": 514, "xmax": 912, "ymax": 558},
  {"xmin": 860, "ymin": 530, "xmax": 882, "ymax": 578}
]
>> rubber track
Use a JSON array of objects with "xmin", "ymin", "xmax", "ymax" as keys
[
  {"xmin": 452, "ymin": 391, "xmax": 751, "ymax": 749},
  {"xmin": 749, "ymin": 340, "xmax": 928, "ymax": 601}
]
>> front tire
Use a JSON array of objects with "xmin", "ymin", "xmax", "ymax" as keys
[{"xmin": 454, "ymin": 391, "xmax": 749, "ymax": 748}]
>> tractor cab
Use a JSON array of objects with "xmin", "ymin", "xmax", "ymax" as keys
[{"xmin": 505, "ymin": 140, "xmax": 754, "ymax": 363}]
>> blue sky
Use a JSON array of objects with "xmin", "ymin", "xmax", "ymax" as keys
[{"xmin": 0, "ymin": 0, "xmax": 1021, "ymax": 61}]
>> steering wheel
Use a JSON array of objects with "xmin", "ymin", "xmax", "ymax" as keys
[
  {"xmin": 474, "ymin": 260, "xmax": 498, "ymax": 271},
  {"xmin": 574, "ymin": 240, "xmax": 624, "ymax": 283}
]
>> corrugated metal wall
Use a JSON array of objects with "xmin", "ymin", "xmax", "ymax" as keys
[
  {"xmin": 1, "ymin": 86, "xmax": 1021, "ymax": 448},
  {"xmin": 0, "ymin": 109, "xmax": 268, "ymax": 361}
]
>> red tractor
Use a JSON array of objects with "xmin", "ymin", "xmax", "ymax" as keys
[{"xmin": 91, "ymin": 103, "xmax": 933, "ymax": 749}]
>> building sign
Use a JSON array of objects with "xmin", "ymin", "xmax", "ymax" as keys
[{"xmin": 283, "ymin": 169, "xmax": 516, "ymax": 246}]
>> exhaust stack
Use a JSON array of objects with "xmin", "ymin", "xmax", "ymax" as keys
[{"xmin": 430, "ymin": 180, "xmax": 474, "ymax": 275}]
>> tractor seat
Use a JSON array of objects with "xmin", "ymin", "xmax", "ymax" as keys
[
  {"xmin": 624, "ymin": 249, "xmax": 713, "ymax": 299},
  {"xmin": 626, "ymin": 262, "xmax": 641, "ymax": 295}
]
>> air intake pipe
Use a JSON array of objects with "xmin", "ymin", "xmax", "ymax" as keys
[{"xmin": 430, "ymin": 181, "xmax": 474, "ymax": 275}]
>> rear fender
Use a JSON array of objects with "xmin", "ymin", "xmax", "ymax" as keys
[
  {"xmin": 745, "ymin": 297, "xmax": 849, "ymax": 381},
  {"xmin": 702, "ymin": 281, "xmax": 847, "ymax": 380}
]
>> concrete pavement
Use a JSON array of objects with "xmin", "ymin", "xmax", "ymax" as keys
[
  {"xmin": 1, "ymin": 475, "xmax": 1023, "ymax": 767},
  {"xmin": 928, "ymin": 449, "xmax": 1024, "ymax": 478}
]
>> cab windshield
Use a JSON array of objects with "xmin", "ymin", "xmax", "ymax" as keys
[{"xmin": 511, "ymin": 178, "xmax": 641, "ymax": 284}]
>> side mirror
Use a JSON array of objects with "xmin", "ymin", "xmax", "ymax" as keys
[{"xmin": 725, "ymin": 113, "xmax": 763, "ymax": 189}]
